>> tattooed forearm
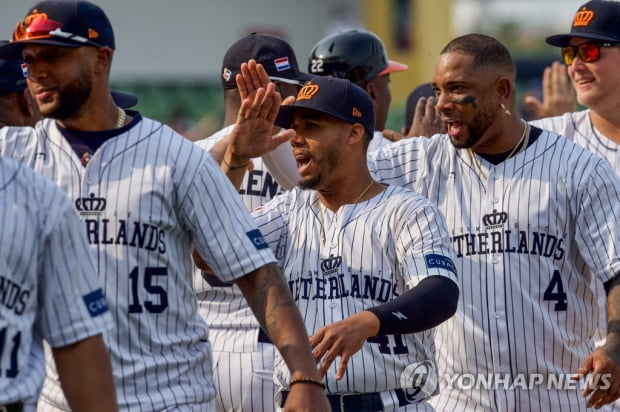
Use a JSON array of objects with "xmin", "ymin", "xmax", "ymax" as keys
[{"xmin": 235, "ymin": 263, "xmax": 302, "ymax": 358}]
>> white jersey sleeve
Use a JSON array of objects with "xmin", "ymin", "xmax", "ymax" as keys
[{"xmin": 0, "ymin": 157, "xmax": 110, "ymax": 407}]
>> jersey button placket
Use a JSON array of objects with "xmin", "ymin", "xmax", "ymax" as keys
[{"xmin": 487, "ymin": 167, "xmax": 511, "ymax": 405}]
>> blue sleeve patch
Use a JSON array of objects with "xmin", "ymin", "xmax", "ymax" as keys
[
  {"xmin": 425, "ymin": 254, "xmax": 457, "ymax": 276},
  {"xmin": 246, "ymin": 229, "xmax": 269, "ymax": 250},
  {"xmin": 83, "ymin": 289, "xmax": 109, "ymax": 317}
]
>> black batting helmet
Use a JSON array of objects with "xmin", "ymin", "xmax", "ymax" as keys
[{"xmin": 308, "ymin": 29, "xmax": 407, "ymax": 85}]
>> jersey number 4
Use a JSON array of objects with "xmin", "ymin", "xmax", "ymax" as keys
[
  {"xmin": 0, "ymin": 328, "xmax": 20, "ymax": 378},
  {"xmin": 543, "ymin": 269, "xmax": 568, "ymax": 311},
  {"xmin": 128, "ymin": 266, "xmax": 169, "ymax": 313}
]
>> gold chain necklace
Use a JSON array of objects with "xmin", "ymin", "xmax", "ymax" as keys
[
  {"xmin": 468, "ymin": 119, "xmax": 529, "ymax": 181},
  {"xmin": 115, "ymin": 107, "xmax": 126, "ymax": 128},
  {"xmin": 319, "ymin": 180, "xmax": 375, "ymax": 245}
]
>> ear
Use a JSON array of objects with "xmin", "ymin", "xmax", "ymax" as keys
[
  {"xmin": 495, "ymin": 77, "xmax": 513, "ymax": 102},
  {"xmin": 93, "ymin": 46, "xmax": 114, "ymax": 75},
  {"xmin": 364, "ymin": 81, "xmax": 376, "ymax": 101},
  {"xmin": 346, "ymin": 123, "xmax": 366, "ymax": 145}
]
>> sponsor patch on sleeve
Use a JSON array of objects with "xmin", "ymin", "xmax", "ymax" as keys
[
  {"xmin": 83, "ymin": 288, "xmax": 109, "ymax": 317},
  {"xmin": 424, "ymin": 254, "xmax": 457, "ymax": 276},
  {"xmin": 246, "ymin": 229, "xmax": 269, "ymax": 250}
]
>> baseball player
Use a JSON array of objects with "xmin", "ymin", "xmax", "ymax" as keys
[
  {"xmin": 308, "ymin": 29, "xmax": 407, "ymax": 153},
  {"xmin": 222, "ymin": 71, "xmax": 460, "ymax": 411},
  {"xmin": 530, "ymin": 2, "xmax": 620, "ymax": 409},
  {"xmin": 0, "ymin": 58, "xmax": 137, "ymax": 129},
  {"xmin": 0, "ymin": 154, "xmax": 116, "ymax": 412},
  {"xmin": 0, "ymin": 1, "xmax": 330, "ymax": 411},
  {"xmin": 193, "ymin": 33, "xmax": 310, "ymax": 412},
  {"xmin": 363, "ymin": 33, "xmax": 620, "ymax": 411}
]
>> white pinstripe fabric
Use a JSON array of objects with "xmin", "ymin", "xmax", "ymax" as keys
[
  {"xmin": 0, "ymin": 115, "xmax": 275, "ymax": 411},
  {"xmin": 368, "ymin": 131, "xmax": 620, "ymax": 411},
  {"xmin": 253, "ymin": 185, "xmax": 457, "ymax": 404},
  {"xmin": 0, "ymin": 156, "xmax": 110, "ymax": 407},
  {"xmin": 532, "ymin": 111, "xmax": 620, "ymax": 412}
]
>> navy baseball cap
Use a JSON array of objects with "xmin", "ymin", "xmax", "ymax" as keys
[
  {"xmin": 0, "ymin": 0, "xmax": 115, "ymax": 60},
  {"xmin": 221, "ymin": 33, "xmax": 312, "ymax": 90},
  {"xmin": 546, "ymin": 0, "xmax": 620, "ymax": 47},
  {"xmin": 275, "ymin": 76, "xmax": 375, "ymax": 136},
  {"xmin": 0, "ymin": 59, "xmax": 28, "ymax": 96}
]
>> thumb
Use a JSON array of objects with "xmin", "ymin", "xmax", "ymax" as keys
[
  {"xmin": 382, "ymin": 128, "xmax": 404, "ymax": 142},
  {"xmin": 272, "ymin": 129, "xmax": 295, "ymax": 148},
  {"xmin": 522, "ymin": 96, "xmax": 543, "ymax": 118}
]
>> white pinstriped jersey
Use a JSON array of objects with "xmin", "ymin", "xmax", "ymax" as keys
[
  {"xmin": 371, "ymin": 130, "xmax": 393, "ymax": 152},
  {"xmin": 368, "ymin": 130, "xmax": 620, "ymax": 411},
  {"xmin": 0, "ymin": 157, "xmax": 111, "ymax": 408},
  {"xmin": 531, "ymin": 110, "xmax": 620, "ymax": 171},
  {"xmin": 252, "ymin": 185, "xmax": 458, "ymax": 401},
  {"xmin": 194, "ymin": 125, "xmax": 282, "ymax": 334},
  {"xmin": 0, "ymin": 114, "xmax": 275, "ymax": 411},
  {"xmin": 531, "ymin": 111, "xmax": 620, "ymax": 412}
]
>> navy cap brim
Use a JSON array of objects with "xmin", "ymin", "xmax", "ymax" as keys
[
  {"xmin": 546, "ymin": 32, "xmax": 620, "ymax": 47},
  {"xmin": 269, "ymin": 71, "xmax": 312, "ymax": 86},
  {"xmin": 275, "ymin": 104, "xmax": 369, "ymax": 135},
  {"xmin": 0, "ymin": 39, "xmax": 82, "ymax": 60},
  {"xmin": 111, "ymin": 91, "xmax": 138, "ymax": 109}
]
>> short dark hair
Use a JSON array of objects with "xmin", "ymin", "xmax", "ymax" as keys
[{"xmin": 440, "ymin": 34, "xmax": 516, "ymax": 81}]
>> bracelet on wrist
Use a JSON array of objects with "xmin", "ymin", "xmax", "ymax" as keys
[
  {"xmin": 289, "ymin": 377, "xmax": 326, "ymax": 389},
  {"xmin": 223, "ymin": 157, "xmax": 249, "ymax": 170}
]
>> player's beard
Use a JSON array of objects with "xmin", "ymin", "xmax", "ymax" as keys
[
  {"xmin": 297, "ymin": 146, "xmax": 340, "ymax": 191},
  {"xmin": 449, "ymin": 108, "xmax": 497, "ymax": 150},
  {"xmin": 39, "ymin": 68, "xmax": 93, "ymax": 120}
]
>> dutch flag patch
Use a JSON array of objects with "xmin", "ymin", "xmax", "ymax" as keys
[{"xmin": 274, "ymin": 57, "xmax": 291, "ymax": 71}]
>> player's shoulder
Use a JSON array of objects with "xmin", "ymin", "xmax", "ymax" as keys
[
  {"xmin": 378, "ymin": 184, "xmax": 442, "ymax": 211},
  {"xmin": 195, "ymin": 124, "xmax": 234, "ymax": 151},
  {"xmin": 140, "ymin": 116, "xmax": 212, "ymax": 162},
  {"xmin": 369, "ymin": 133, "xmax": 450, "ymax": 159},
  {"xmin": 529, "ymin": 110, "xmax": 589, "ymax": 141},
  {"xmin": 534, "ymin": 126, "xmax": 613, "ymax": 174},
  {"xmin": 0, "ymin": 156, "xmax": 71, "ymax": 211}
]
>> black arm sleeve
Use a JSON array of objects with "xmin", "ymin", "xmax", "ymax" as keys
[{"xmin": 366, "ymin": 275, "xmax": 459, "ymax": 336}]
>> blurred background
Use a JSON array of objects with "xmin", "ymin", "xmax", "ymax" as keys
[{"xmin": 0, "ymin": 0, "xmax": 583, "ymax": 136}]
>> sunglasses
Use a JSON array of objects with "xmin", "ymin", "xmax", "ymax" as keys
[
  {"xmin": 561, "ymin": 42, "xmax": 620, "ymax": 65},
  {"xmin": 13, "ymin": 15, "xmax": 102, "ymax": 47}
]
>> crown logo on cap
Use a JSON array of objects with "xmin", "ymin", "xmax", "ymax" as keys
[
  {"xmin": 297, "ymin": 81, "xmax": 319, "ymax": 101},
  {"xmin": 573, "ymin": 6, "xmax": 595, "ymax": 27}
]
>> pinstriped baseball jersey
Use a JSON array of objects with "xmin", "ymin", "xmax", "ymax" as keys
[
  {"xmin": 0, "ymin": 114, "xmax": 276, "ymax": 411},
  {"xmin": 531, "ymin": 111, "xmax": 620, "ymax": 412},
  {"xmin": 531, "ymin": 110, "xmax": 620, "ymax": 170},
  {"xmin": 252, "ymin": 185, "xmax": 458, "ymax": 402},
  {"xmin": 195, "ymin": 126, "xmax": 280, "ymax": 412},
  {"xmin": 371, "ymin": 130, "xmax": 394, "ymax": 152},
  {"xmin": 368, "ymin": 130, "xmax": 620, "ymax": 411},
  {"xmin": 0, "ymin": 156, "xmax": 111, "ymax": 407},
  {"xmin": 194, "ymin": 125, "xmax": 282, "ymax": 331}
]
